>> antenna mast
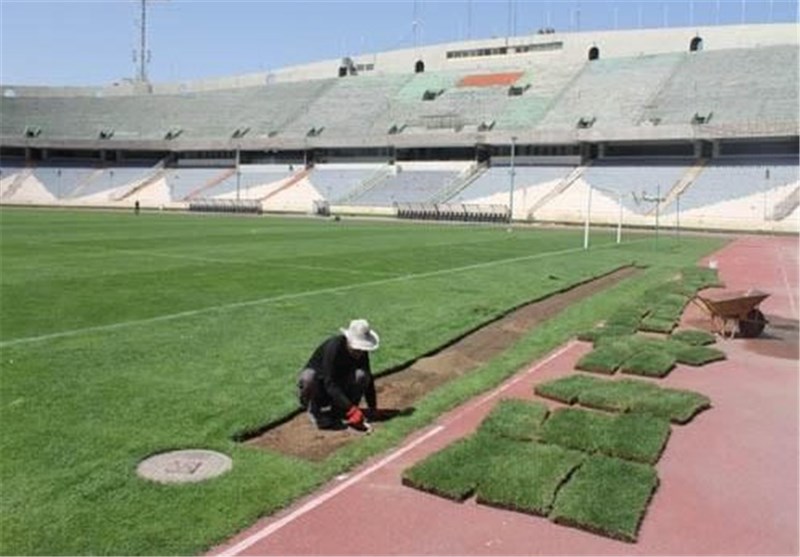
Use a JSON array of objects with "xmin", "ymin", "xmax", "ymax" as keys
[
  {"xmin": 136, "ymin": 0, "xmax": 150, "ymax": 82},
  {"xmin": 412, "ymin": 0, "xmax": 420, "ymax": 49}
]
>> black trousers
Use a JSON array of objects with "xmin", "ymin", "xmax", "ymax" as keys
[{"xmin": 296, "ymin": 367, "xmax": 371, "ymax": 413}]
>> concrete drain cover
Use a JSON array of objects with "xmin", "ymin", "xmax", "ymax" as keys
[{"xmin": 136, "ymin": 449, "xmax": 232, "ymax": 484}]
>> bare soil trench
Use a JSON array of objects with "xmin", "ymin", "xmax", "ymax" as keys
[{"xmin": 242, "ymin": 266, "xmax": 640, "ymax": 461}]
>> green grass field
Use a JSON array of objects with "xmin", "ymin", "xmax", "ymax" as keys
[{"xmin": 0, "ymin": 208, "xmax": 725, "ymax": 555}]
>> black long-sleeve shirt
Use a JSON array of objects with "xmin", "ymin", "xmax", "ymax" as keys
[{"xmin": 304, "ymin": 334, "xmax": 377, "ymax": 411}]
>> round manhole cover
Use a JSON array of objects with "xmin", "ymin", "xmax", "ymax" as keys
[{"xmin": 136, "ymin": 449, "xmax": 232, "ymax": 484}]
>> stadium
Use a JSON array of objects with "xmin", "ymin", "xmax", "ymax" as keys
[
  {"xmin": 1, "ymin": 22, "xmax": 798, "ymax": 231},
  {"xmin": 0, "ymin": 9, "xmax": 798, "ymax": 557}
]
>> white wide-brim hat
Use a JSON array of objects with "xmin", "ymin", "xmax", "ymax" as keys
[{"xmin": 341, "ymin": 319, "xmax": 380, "ymax": 351}]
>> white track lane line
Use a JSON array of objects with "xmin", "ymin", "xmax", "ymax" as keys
[
  {"xmin": 777, "ymin": 243, "xmax": 798, "ymax": 317},
  {"xmin": 215, "ymin": 425, "xmax": 445, "ymax": 557},
  {"xmin": 214, "ymin": 340, "xmax": 576, "ymax": 556},
  {"xmin": 440, "ymin": 340, "xmax": 577, "ymax": 428},
  {"xmin": 2, "ymin": 242, "xmax": 634, "ymax": 348}
]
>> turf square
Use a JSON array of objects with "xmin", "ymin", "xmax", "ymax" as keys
[
  {"xmin": 478, "ymin": 399, "xmax": 549, "ymax": 441},
  {"xmin": 602, "ymin": 412, "xmax": 671, "ymax": 464},
  {"xmin": 605, "ymin": 305, "xmax": 647, "ymax": 329},
  {"xmin": 680, "ymin": 266, "xmax": 722, "ymax": 292},
  {"xmin": 577, "ymin": 378, "xmax": 710, "ymax": 424},
  {"xmin": 670, "ymin": 328, "xmax": 717, "ymax": 346},
  {"xmin": 401, "ymin": 434, "xmax": 502, "ymax": 501},
  {"xmin": 577, "ymin": 324, "xmax": 637, "ymax": 343},
  {"xmin": 639, "ymin": 315, "xmax": 677, "ymax": 334},
  {"xmin": 577, "ymin": 378, "xmax": 658, "ymax": 413},
  {"xmin": 550, "ymin": 455, "xmax": 660, "ymax": 543},
  {"xmin": 620, "ymin": 349, "xmax": 677, "ymax": 377},
  {"xmin": 476, "ymin": 442, "xmax": 586, "ymax": 516},
  {"xmin": 533, "ymin": 374, "xmax": 605, "ymax": 404},
  {"xmin": 630, "ymin": 388, "xmax": 712, "ymax": 425},
  {"xmin": 575, "ymin": 342, "xmax": 632, "ymax": 374},
  {"xmin": 669, "ymin": 343, "xmax": 726, "ymax": 366},
  {"xmin": 541, "ymin": 407, "xmax": 609, "ymax": 453},
  {"xmin": 540, "ymin": 408, "xmax": 671, "ymax": 464}
]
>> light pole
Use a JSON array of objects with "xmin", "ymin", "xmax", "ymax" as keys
[
  {"xmin": 642, "ymin": 185, "xmax": 666, "ymax": 243},
  {"xmin": 583, "ymin": 183, "xmax": 592, "ymax": 250},
  {"xmin": 509, "ymin": 136, "xmax": 517, "ymax": 224},
  {"xmin": 235, "ymin": 145, "xmax": 241, "ymax": 202}
]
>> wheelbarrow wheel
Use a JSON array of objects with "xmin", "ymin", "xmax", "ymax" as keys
[{"xmin": 739, "ymin": 309, "xmax": 767, "ymax": 338}]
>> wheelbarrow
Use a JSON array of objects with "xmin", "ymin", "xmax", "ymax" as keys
[{"xmin": 693, "ymin": 289, "xmax": 770, "ymax": 338}]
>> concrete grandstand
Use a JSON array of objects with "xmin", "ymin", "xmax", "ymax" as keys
[{"xmin": 0, "ymin": 23, "xmax": 797, "ymax": 232}]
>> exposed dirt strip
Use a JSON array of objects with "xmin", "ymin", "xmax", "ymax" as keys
[
  {"xmin": 211, "ymin": 235, "xmax": 798, "ymax": 557},
  {"xmin": 242, "ymin": 266, "xmax": 640, "ymax": 460}
]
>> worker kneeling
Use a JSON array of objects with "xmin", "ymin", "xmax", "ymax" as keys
[{"xmin": 297, "ymin": 319, "xmax": 380, "ymax": 431}]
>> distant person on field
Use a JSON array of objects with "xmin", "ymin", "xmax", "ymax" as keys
[{"xmin": 297, "ymin": 319, "xmax": 379, "ymax": 431}]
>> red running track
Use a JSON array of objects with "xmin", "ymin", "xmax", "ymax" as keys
[{"xmin": 210, "ymin": 235, "xmax": 798, "ymax": 556}]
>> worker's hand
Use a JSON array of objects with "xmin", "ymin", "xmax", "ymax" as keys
[{"xmin": 345, "ymin": 406, "xmax": 365, "ymax": 427}]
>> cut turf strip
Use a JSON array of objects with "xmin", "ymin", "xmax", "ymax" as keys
[
  {"xmin": 629, "ymin": 388, "xmax": 712, "ymax": 425},
  {"xmin": 535, "ymin": 375, "xmax": 711, "ymax": 424},
  {"xmin": 669, "ymin": 343, "xmax": 726, "ymax": 366},
  {"xmin": 550, "ymin": 455, "xmax": 660, "ymax": 543},
  {"xmin": 670, "ymin": 328, "xmax": 717, "ymax": 346},
  {"xmin": 477, "ymin": 399, "xmax": 549, "ymax": 441},
  {"xmin": 619, "ymin": 349, "xmax": 677, "ymax": 377},
  {"xmin": 476, "ymin": 442, "xmax": 586, "ymax": 516},
  {"xmin": 540, "ymin": 407, "xmax": 671, "ymax": 464},
  {"xmin": 574, "ymin": 342, "xmax": 630, "ymax": 374},
  {"xmin": 533, "ymin": 373, "xmax": 605, "ymax": 404},
  {"xmin": 401, "ymin": 434, "xmax": 498, "ymax": 501}
]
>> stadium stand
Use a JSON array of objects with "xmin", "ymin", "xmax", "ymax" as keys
[
  {"xmin": 198, "ymin": 165, "xmax": 297, "ymax": 200},
  {"xmin": 347, "ymin": 163, "xmax": 466, "ymax": 206},
  {"xmin": 307, "ymin": 163, "xmax": 386, "ymax": 202},
  {"xmin": 580, "ymin": 158, "xmax": 694, "ymax": 214},
  {"xmin": 280, "ymin": 74, "xmax": 413, "ymax": 141},
  {"xmin": 537, "ymin": 53, "xmax": 684, "ymax": 130},
  {"xmin": 165, "ymin": 168, "xmax": 236, "ymax": 201},
  {"xmin": 0, "ymin": 23, "xmax": 796, "ymax": 231},
  {"xmin": 32, "ymin": 165, "xmax": 101, "ymax": 199},
  {"xmin": 359, "ymin": 170, "xmax": 452, "ymax": 204},
  {"xmin": 495, "ymin": 61, "xmax": 588, "ymax": 130},
  {"xmin": 451, "ymin": 165, "xmax": 575, "ymax": 204},
  {"xmin": 639, "ymin": 45, "xmax": 798, "ymax": 131},
  {"xmin": 665, "ymin": 156, "xmax": 800, "ymax": 224}
]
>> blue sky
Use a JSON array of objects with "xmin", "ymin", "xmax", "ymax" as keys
[{"xmin": 1, "ymin": 0, "xmax": 796, "ymax": 86}]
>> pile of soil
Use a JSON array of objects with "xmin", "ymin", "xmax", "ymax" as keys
[{"xmin": 243, "ymin": 266, "xmax": 640, "ymax": 461}]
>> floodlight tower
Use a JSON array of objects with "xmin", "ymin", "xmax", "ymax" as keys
[
  {"xmin": 134, "ymin": 0, "xmax": 165, "ymax": 83},
  {"xmin": 509, "ymin": 136, "xmax": 517, "ymax": 224},
  {"xmin": 642, "ymin": 186, "xmax": 666, "ymax": 242},
  {"xmin": 134, "ymin": 0, "xmax": 149, "ymax": 82},
  {"xmin": 412, "ymin": 0, "xmax": 421, "ymax": 50}
]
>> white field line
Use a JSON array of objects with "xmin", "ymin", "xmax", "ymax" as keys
[
  {"xmin": 133, "ymin": 250, "xmax": 393, "ymax": 277},
  {"xmin": 1, "ymin": 241, "xmax": 634, "ymax": 348},
  {"xmin": 777, "ymin": 243, "xmax": 798, "ymax": 317},
  {"xmin": 263, "ymin": 261, "xmax": 394, "ymax": 278},
  {"xmin": 214, "ymin": 340, "xmax": 576, "ymax": 556},
  {"xmin": 22, "ymin": 239, "xmax": 393, "ymax": 278},
  {"xmin": 214, "ymin": 425, "xmax": 446, "ymax": 557}
]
